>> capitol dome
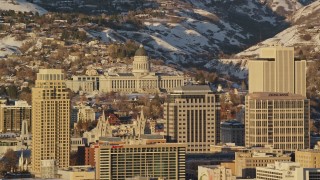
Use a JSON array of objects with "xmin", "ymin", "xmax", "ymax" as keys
[{"xmin": 132, "ymin": 45, "xmax": 150, "ymax": 75}]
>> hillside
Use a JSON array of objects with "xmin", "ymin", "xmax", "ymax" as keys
[
  {"xmin": 0, "ymin": 0, "xmax": 47, "ymax": 15},
  {"xmin": 0, "ymin": 0, "xmax": 317, "ymax": 78},
  {"xmin": 237, "ymin": 0, "xmax": 320, "ymax": 59}
]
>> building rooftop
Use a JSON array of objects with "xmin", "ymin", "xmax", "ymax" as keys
[
  {"xmin": 248, "ymin": 92, "xmax": 306, "ymax": 100},
  {"xmin": 135, "ymin": 45, "xmax": 147, "ymax": 56},
  {"xmin": 117, "ymin": 73, "xmax": 134, "ymax": 76},
  {"xmin": 171, "ymin": 85, "xmax": 212, "ymax": 93},
  {"xmin": 221, "ymin": 120, "xmax": 244, "ymax": 127}
]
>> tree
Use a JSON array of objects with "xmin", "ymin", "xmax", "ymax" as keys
[
  {"xmin": 6, "ymin": 85, "xmax": 18, "ymax": 99},
  {"xmin": 1, "ymin": 149, "xmax": 18, "ymax": 173}
]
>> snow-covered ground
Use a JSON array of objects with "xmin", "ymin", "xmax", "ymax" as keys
[
  {"xmin": 0, "ymin": 0, "xmax": 47, "ymax": 15},
  {"xmin": 237, "ymin": 0, "xmax": 320, "ymax": 57},
  {"xmin": 0, "ymin": 36, "xmax": 24, "ymax": 58}
]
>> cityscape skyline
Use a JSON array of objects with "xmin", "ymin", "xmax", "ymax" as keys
[{"xmin": 0, "ymin": 1, "xmax": 320, "ymax": 178}]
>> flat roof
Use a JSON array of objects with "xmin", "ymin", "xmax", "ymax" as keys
[{"xmin": 248, "ymin": 92, "xmax": 306, "ymax": 100}]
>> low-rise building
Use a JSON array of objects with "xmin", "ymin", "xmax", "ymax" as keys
[
  {"xmin": 256, "ymin": 161, "xmax": 320, "ymax": 180},
  {"xmin": 58, "ymin": 166, "xmax": 95, "ymax": 180},
  {"xmin": 296, "ymin": 147, "xmax": 320, "ymax": 168},
  {"xmin": 66, "ymin": 45, "xmax": 184, "ymax": 94},
  {"xmin": 198, "ymin": 165, "xmax": 236, "ymax": 180},
  {"xmin": 210, "ymin": 143, "xmax": 246, "ymax": 153},
  {"xmin": 235, "ymin": 146, "xmax": 291, "ymax": 178}
]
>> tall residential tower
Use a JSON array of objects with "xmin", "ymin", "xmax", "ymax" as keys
[{"xmin": 31, "ymin": 69, "xmax": 70, "ymax": 177}]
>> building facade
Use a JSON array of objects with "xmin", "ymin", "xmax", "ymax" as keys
[
  {"xmin": 66, "ymin": 45, "xmax": 184, "ymax": 94},
  {"xmin": 164, "ymin": 85, "xmax": 220, "ymax": 153},
  {"xmin": 31, "ymin": 69, "xmax": 70, "ymax": 177},
  {"xmin": 295, "ymin": 149, "xmax": 320, "ymax": 168},
  {"xmin": 245, "ymin": 92, "xmax": 310, "ymax": 151},
  {"xmin": 235, "ymin": 146, "xmax": 291, "ymax": 178},
  {"xmin": 220, "ymin": 120, "xmax": 245, "ymax": 146},
  {"xmin": 246, "ymin": 46, "xmax": 310, "ymax": 152},
  {"xmin": 0, "ymin": 100, "xmax": 31, "ymax": 133},
  {"xmin": 256, "ymin": 161, "xmax": 320, "ymax": 180},
  {"xmin": 95, "ymin": 142, "xmax": 186, "ymax": 180},
  {"xmin": 198, "ymin": 165, "xmax": 235, "ymax": 180},
  {"xmin": 248, "ymin": 46, "xmax": 306, "ymax": 96}
]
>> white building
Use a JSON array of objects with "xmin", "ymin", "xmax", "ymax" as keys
[
  {"xmin": 66, "ymin": 45, "xmax": 184, "ymax": 94},
  {"xmin": 256, "ymin": 161, "xmax": 320, "ymax": 180},
  {"xmin": 198, "ymin": 165, "xmax": 236, "ymax": 180}
]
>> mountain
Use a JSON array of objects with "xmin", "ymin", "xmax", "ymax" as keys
[
  {"xmin": 85, "ymin": 0, "xmax": 295, "ymax": 72},
  {"xmin": 237, "ymin": 0, "xmax": 320, "ymax": 59},
  {"xmin": 1, "ymin": 0, "xmax": 317, "ymax": 78},
  {"xmin": 0, "ymin": 0, "xmax": 47, "ymax": 15}
]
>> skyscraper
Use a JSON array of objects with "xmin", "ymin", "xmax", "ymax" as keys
[
  {"xmin": 249, "ymin": 46, "xmax": 306, "ymax": 96},
  {"xmin": 164, "ymin": 85, "xmax": 220, "ymax": 153},
  {"xmin": 246, "ymin": 46, "xmax": 309, "ymax": 151},
  {"xmin": 31, "ymin": 69, "xmax": 70, "ymax": 177},
  {"xmin": 0, "ymin": 100, "xmax": 31, "ymax": 133}
]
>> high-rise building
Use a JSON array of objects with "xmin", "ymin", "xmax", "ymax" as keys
[
  {"xmin": 246, "ymin": 46, "xmax": 309, "ymax": 151},
  {"xmin": 95, "ymin": 137, "xmax": 186, "ymax": 180},
  {"xmin": 220, "ymin": 120, "xmax": 245, "ymax": 146},
  {"xmin": 164, "ymin": 85, "xmax": 220, "ymax": 153},
  {"xmin": 31, "ymin": 69, "xmax": 70, "ymax": 178},
  {"xmin": 248, "ymin": 46, "xmax": 306, "ymax": 96},
  {"xmin": 245, "ymin": 92, "xmax": 310, "ymax": 151},
  {"xmin": 0, "ymin": 100, "xmax": 31, "ymax": 133},
  {"xmin": 256, "ymin": 161, "xmax": 320, "ymax": 180}
]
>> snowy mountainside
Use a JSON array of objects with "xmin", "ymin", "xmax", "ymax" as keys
[
  {"xmin": 87, "ymin": 0, "xmax": 297, "ymax": 71},
  {"xmin": 0, "ymin": 0, "xmax": 47, "ymax": 15},
  {"xmin": 237, "ymin": 0, "xmax": 320, "ymax": 58},
  {"xmin": 0, "ymin": 36, "xmax": 24, "ymax": 58}
]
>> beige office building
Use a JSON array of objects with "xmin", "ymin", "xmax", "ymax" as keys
[
  {"xmin": 249, "ymin": 46, "xmax": 306, "ymax": 96},
  {"xmin": 95, "ymin": 142, "xmax": 187, "ymax": 180},
  {"xmin": 295, "ymin": 149, "xmax": 320, "ymax": 168},
  {"xmin": 0, "ymin": 100, "xmax": 31, "ymax": 133},
  {"xmin": 66, "ymin": 45, "xmax": 184, "ymax": 94},
  {"xmin": 247, "ymin": 46, "xmax": 309, "ymax": 152},
  {"xmin": 164, "ymin": 85, "xmax": 220, "ymax": 153},
  {"xmin": 245, "ymin": 92, "xmax": 310, "ymax": 151},
  {"xmin": 31, "ymin": 69, "xmax": 70, "ymax": 177},
  {"xmin": 235, "ymin": 146, "xmax": 291, "ymax": 178}
]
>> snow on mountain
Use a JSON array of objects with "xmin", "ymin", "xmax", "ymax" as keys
[
  {"xmin": 237, "ymin": 0, "xmax": 320, "ymax": 57},
  {"xmin": 0, "ymin": 36, "xmax": 23, "ymax": 58},
  {"xmin": 0, "ymin": 0, "xmax": 47, "ymax": 15},
  {"xmin": 292, "ymin": 0, "xmax": 320, "ymax": 23},
  {"xmin": 265, "ymin": 0, "xmax": 303, "ymax": 15}
]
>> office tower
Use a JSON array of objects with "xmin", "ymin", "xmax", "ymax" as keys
[
  {"xmin": 256, "ymin": 161, "xmax": 320, "ymax": 180},
  {"xmin": 249, "ymin": 46, "xmax": 306, "ymax": 96},
  {"xmin": 245, "ymin": 92, "xmax": 310, "ymax": 151},
  {"xmin": 246, "ymin": 46, "xmax": 309, "ymax": 151},
  {"xmin": 0, "ymin": 100, "xmax": 31, "ymax": 133},
  {"xmin": 31, "ymin": 69, "xmax": 70, "ymax": 177},
  {"xmin": 95, "ymin": 137, "xmax": 187, "ymax": 180},
  {"xmin": 235, "ymin": 146, "xmax": 291, "ymax": 178},
  {"xmin": 220, "ymin": 120, "xmax": 245, "ymax": 146},
  {"xmin": 164, "ymin": 85, "xmax": 220, "ymax": 153}
]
